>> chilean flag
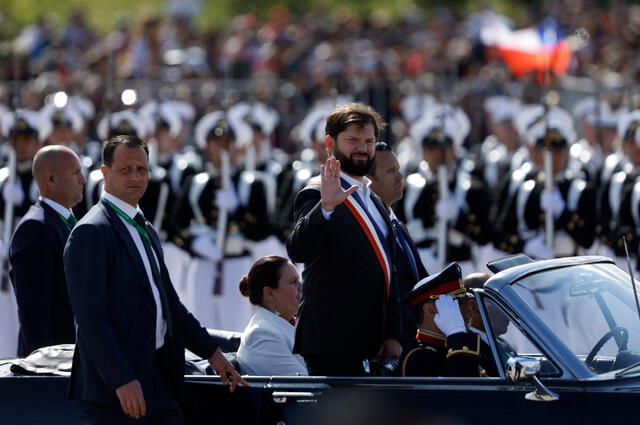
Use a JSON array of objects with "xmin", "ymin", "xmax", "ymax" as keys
[{"xmin": 481, "ymin": 16, "xmax": 571, "ymax": 78}]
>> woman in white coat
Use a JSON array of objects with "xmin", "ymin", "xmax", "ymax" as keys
[{"xmin": 236, "ymin": 256, "xmax": 308, "ymax": 376}]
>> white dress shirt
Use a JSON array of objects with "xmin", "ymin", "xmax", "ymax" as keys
[
  {"xmin": 237, "ymin": 306, "xmax": 308, "ymax": 376},
  {"xmin": 102, "ymin": 192, "xmax": 167, "ymax": 349},
  {"xmin": 321, "ymin": 172, "xmax": 389, "ymax": 238},
  {"xmin": 40, "ymin": 196, "xmax": 74, "ymax": 221}
]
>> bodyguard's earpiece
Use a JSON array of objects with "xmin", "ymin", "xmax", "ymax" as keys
[{"xmin": 50, "ymin": 176, "xmax": 55, "ymax": 183}]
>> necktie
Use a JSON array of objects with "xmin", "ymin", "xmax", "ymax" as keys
[
  {"xmin": 133, "ymin": 213, "xmax": 173, "ymax": 338},
  {"xmin": 393, "ymin": 218, "xmax": 419, "ymax": 282},
  {"xmin": 67, "ymin": 214, "xmax": 77, "ymax": 228}
]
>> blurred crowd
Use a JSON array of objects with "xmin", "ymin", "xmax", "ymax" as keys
[{"xmin": 2, "ymin": 0, "xmax": 640, "ymax": 355}]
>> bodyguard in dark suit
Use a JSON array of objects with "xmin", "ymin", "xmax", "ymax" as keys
[
  {"xmin": 63, "ymin": 135, "xmax": 246, "ymax": 424},
  {"xmin": 368, "ymin": 143, "xmax": 428, "ymax": 349},
  {"xmin": 287, "ymin": 103, "xmax": 402, "ymax": 376},
  {"xmin": 10, "ymin": 145, "xmax": 86, "ymax": 357}
]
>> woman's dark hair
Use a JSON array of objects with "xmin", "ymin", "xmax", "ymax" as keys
[{"xmin": 239, "ymin": 255, "xmax": 290, "ymax": 306}]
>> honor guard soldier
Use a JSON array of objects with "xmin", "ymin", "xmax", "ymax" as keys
[
  {"xmin": 171, "ymin": 111, "xmax": 253, "ymax": 332},
  {"xmin": 492, "ymin": 107, "xmax": 597, "ymax": 259},
  {"xmin": 0, "ymin": 110, "xmax": 52, "ymax": 221},
  {"xmin": 66, "ymin": 95, "xmax": 102, "ymax": 168},
  {"xmin": 570, "ymin": 96, "xmax": 626, "ymax": 185},
  {"xmin": 139, "ymin": 101, "xmax": 202, "ymax": 195},
  {"xmin": 399, "ymin": 263, "xmax": 485, "ymax": 377},
  {"xmin": 399, "ymin": 105, "xmax": 491, "ymax": 276},
  {"xmin": 479, "ymin": 95, "xmax": 527, "ymax": 195},
  {"xmin": 598, "ymin": 109, "xmax": 640, "ymax": 268},
  {"xmin": 0, "ymin": 109, "xmax": 51, "ymax": 358},
  {"xmin": 228, "ymin": 101, "xmax": 289, "ymax": 260},
  {"xmin": 138, "ymin": 102, "xmax": 200, "ymax": 293},
  {"xmin": 276, "ymin": 105, "xmax": 334, "ymax": 243}
]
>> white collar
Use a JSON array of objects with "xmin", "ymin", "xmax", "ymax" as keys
[
  {"xmin": 256, "ymin": 306, "xmax": 294, "ymax": 328},
  {"xmin": 340, "ymin": 171, "xmax": 372, "ymax": 197},
  {"xmin": 40, "ymin": 197, "xmax": 73, "ymax": 219},
  {"xmin": 102, "ymin": 192, "xmax": 142, "ymax": 219}
]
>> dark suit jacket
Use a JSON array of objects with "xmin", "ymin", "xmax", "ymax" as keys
[
  {"xmin": 63, "ymin": 201, "xmax": 218, "ymax": 407},
  {"xmin": 286, "ymin": 185, "xmax": 401, "ymax": 359},
  {"xmin": 9, "ymin": 200, "xmax": 76, "ymax": 357},
  {"xmin": 392, "ymin": 219, "xmax": 428, "ymax": 348}
]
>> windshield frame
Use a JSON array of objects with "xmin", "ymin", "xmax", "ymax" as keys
[{"xmin": 482, "ymin": 258, "xmax": 623, "ymax": 380}]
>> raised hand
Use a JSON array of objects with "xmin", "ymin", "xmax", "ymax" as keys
[{"xmin": 320, "ymin": 157, "xmax": 358, "ymax": 212}]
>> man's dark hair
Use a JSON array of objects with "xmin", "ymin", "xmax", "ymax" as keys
[
  {"xmin": 325, "ymin": 103, "xmax": 386, "ymax": 140},
  {"xmin": 368, "ymin": 142, "xmax": 392, "ymax": 179},
  {"xmin": 102, "ymin": 135, "xmax": 149, "ymax": 167}
]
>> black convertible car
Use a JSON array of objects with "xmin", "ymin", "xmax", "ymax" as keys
[{"xmin": 2, "ymin": 255, "xmax": 640, "ymax": 425}]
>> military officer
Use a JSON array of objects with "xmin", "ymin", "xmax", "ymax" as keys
[
  {"xmin": 492, "ymin": 107, "xmax": 597, "ymax": 259},
  {"xmin": 0, "ymin": 110, "xmax": 51, "ymax": 221},
  {"xmin": 171, "ymin": 111, "xmax": 254, "ymax": 332},
  {"xmin": 399, "ymin": 263, "xmax": 486, "ymax": 377},
  {"xmin": 398, "ymin": 104, "xmax": 491, "ymax": 276},
  {"xmin": 598, "ymin": 109, "xmax": 640, "ymax": 268}
]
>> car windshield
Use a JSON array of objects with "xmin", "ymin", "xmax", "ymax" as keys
[{"xmin": 511, "ymin": 263, "xmax": 640, "ymax": 376}]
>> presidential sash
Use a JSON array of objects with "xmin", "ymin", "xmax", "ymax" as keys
[{"xmin": 306, "ymin": 176, "xmax": 392, "ymax": 296}]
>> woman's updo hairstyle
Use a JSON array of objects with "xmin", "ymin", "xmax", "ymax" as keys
[{"xmin": 239, "ymin": 255, "xmax": 290, "ymax": 306}]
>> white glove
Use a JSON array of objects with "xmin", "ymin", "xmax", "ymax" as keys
[
  {"xmin": 434, "ymin": 295, "xmax": 466, "ymax": 337},
  {"xmin": 192, "ymin": 234, "xmax": 222, "ymax": 262},
  {"xmin": 215, "ymin": 189, "xmax": 239, "ymax": 213},
  {"xmin": 436, "ymin": 197, "xmax": 460, "ymax": 223},
  {"xmin": 540, "ymin": 187, "xmax": 565, "ymax": 219},
  {"xmin": 3, "ymin": 180, "xmax": 24, "ymax": 206},
  {"xmin": 523, "ymin": 234, "xmax": 555, "ymax": 259}
]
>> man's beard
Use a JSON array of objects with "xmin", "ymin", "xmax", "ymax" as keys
[{"xmin": 334, "ymin": 148, "xmax": 374, "ymax": 176}]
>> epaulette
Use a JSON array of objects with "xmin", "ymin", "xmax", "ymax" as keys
[
  {"xmin": 516, "ymin": 179, "xmax": 537, "ymax": 240},
  {"xmin": 632, "ymin": 181, "xmax": 640, "ymax": 235},
  {"xmin": 403, "ymin": 172, "xmax": 427, "ymax": 223},
  {"xmin": 567, "ymin": 179, "xmax": 587, "ymax": 213},
  {"xmin": 85, "ymin": 169, "xmax": 104, "ymax": 210},
  {"xmin": 188, "ymin": 172, "xmax": 212, "ymax": 225},
  {"xmin": 608, "ymin": 171, "xmax": 627, "ymax": 219},
  {"xmin": 238, "ymin": 170, "xmax": 278, "ymax": 215}
]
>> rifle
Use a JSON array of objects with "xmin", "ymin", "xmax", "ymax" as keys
[
  {"xmin": 213, "ymin": 149, "xmax": 231, "ymax": 295},
  {"xmin": 1, "ymin": 145, "xmax": 16, "ymax": 292},
  {"xmin": 147, "ymin": 139, "xmax": 170, "ymax": 234},
  {"xmin": 543, "ymin": 149, "xmax": 554, "ymax": 248},
  {"xmin": 437, "ymin": 164, "xmax": 448, "ymax": 270}
]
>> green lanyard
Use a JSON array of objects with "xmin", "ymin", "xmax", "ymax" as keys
[
  {"xmin": 101, "ymin": 198, "xmax": 151, "ymax": 244},
  {"xmin": 102, "ymin": 197, "xmax": 174, "ymax": 338},
  {"xmin": 56, "ymin": 212, "xmax": 77, "ymax": 229}
]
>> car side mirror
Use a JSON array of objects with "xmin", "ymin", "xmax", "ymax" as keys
[{"xmin": 506, "ymin": 357, "xmax": 559, "ymax": 402}]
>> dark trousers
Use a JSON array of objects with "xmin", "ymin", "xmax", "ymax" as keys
[
  {"xmin": 84, "ymin": 346, "xmax": 183, "ymax": 425},
  {"xmin": 304, "ymin": 355, "xmax": 366, "ymax": 377}
]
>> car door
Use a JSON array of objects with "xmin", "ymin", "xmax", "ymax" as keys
[{"xmin": 261, "ymin": 292, "xmax": 584, "ymax": 425}]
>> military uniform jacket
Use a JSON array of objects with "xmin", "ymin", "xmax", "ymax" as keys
[
  {"xmin": 286, "ymin": 182, "xmax": 402, "ymax": 359},
  {"xmin": 492, "ymin": 164, "xmax": 597, "ymax": 254},
  {"xmin": 400, "ymin": 330, "xmax": 484, "ymax": 377},
  {"xmin": 598, "ymin": 161, "xmax": 639, "ymax": 257},
  {"xmin": 171, "ymin": 167, "xmax": 248, "ymax": 257},
  {"xmin": 398, "ymin": 160, "xmax": 491, "ymax": 262}
]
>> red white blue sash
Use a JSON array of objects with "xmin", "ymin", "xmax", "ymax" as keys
[
  {"xmin": 305, "ymin": 176, "xmax": 392, "ymax": 295},
  {"xmin": 341, "ymin": 178, "xmax": 392, "ymax": 296}
]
